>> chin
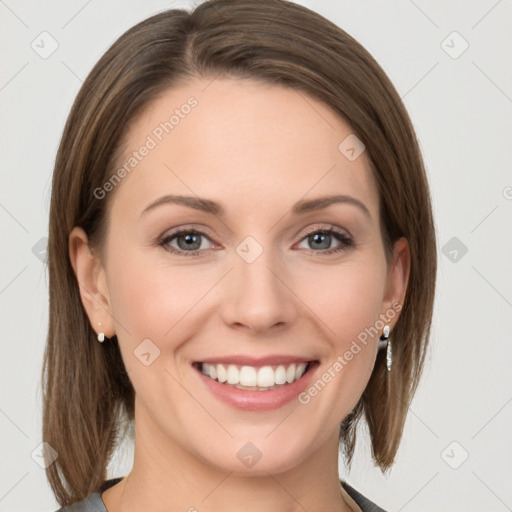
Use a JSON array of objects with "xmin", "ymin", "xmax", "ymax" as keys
[{"xmin": 195, "ymin": 431, "xmax": 317, "ymax": 477}]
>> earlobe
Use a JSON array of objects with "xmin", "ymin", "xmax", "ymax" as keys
[
  {"xmin": 68, "ymin": 227, "xmax": 116, "ymax": 338},
  {"xmin": 382, "ymin": 237, "xmax": 410, "ymax": 326}
]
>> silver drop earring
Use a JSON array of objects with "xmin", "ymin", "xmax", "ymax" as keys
[{"xmin": 378, "ymin": 324, "xmax": 392, "ymax": 372}]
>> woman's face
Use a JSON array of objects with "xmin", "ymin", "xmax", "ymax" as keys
[{"xmin": 73, "ymin": 77, "xmax": 408, "ymax": 475}]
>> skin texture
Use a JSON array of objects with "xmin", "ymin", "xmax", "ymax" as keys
[{"xmin": 69, "ymin": 77, "xmax": 410, "ymax": 512}]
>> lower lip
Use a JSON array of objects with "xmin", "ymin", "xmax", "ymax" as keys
[{"xmin": 194, "ymin": 363, "xmax": 319, "ymax": 411}]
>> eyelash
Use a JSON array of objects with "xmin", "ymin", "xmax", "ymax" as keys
[{"xmin": 157, "ymin": 226, "xmax": 354, "ymax": 258}]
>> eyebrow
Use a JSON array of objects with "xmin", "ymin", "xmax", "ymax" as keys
[{"xmin": 140, "ymin": 194, "xmax": 371, "ymax": 219}]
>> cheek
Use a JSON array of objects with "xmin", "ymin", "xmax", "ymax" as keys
[
  {"xmin": 303, "ymin": 257, "xmax": 386, "ymax": 342},
  {"xmin": 106, "ymin": 247, "xmax": 215, "ymax": 347},
  {"xmin": 105, "ymin": 252, "xmax": 209, "ymax": 402},
  {"xmin": 301, "ymin": 258, "xmax": 386, "ymax": 400}
]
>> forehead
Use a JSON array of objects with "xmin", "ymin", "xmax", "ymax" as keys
[{"xmin": 109, "ymin": 77, "xmax": 379, "ymax": 221}]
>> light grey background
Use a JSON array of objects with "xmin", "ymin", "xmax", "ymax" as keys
[{"xmin": 1, "ymin": 1, "xmax": 511, "ymax": 511}]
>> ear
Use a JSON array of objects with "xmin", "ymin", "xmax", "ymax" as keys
[
  {"xmin": 69, "ymin": 226, "xmax": 116, "ymax": 338},
  {"xmin": 381, "ymin": 236, "xmax": 410, "ymax": 328}
]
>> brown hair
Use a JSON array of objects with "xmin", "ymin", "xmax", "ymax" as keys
[{"xmin": 42, "ymin": 0, "xmax": 437, "ymax": 505}]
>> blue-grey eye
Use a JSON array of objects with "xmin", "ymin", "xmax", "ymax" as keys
[{"xmin": 307, "ymin": 232, "xmax": 332, "ymax": 250}]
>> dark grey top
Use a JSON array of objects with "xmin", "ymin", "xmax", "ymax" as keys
[{"xmin": 55, "ymin": 477, "xmax": 386, "ymax": 511}]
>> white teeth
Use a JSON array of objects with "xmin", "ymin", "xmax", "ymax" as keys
[
  {"xmin": 199, "ymin": 361, "xmax": 310, "ymax": 388},
  {"xmin": 226, "ymin": 364, "xmax": 240, "ymax": 384},
  {"xmin": 240, "ymin": 366, "xmax": 257, "ymax": 386},
  {"xmin": 286, "ymin": 364, "xmax": 296, "ymax": 383},
  {"xmin": 217, "ymin": 364, "xmax": 227, "ymax": 383},
  {"xmin": 274, "ymin": 365, "xmax": 287, "ymax": 385},
  {"xmin": 296, "ymin": 363, "xmax": 307, "ymax": 380},
  {"xmin": 257, "ymin": 366, "xmax": 274, "ymax": 387}
]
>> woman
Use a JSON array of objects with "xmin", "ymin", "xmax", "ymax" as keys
[{"xmin": 42, "ymin": 1, "xmax": 437, "ymax": 510}]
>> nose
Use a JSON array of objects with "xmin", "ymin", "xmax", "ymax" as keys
[{"xmin": 219, "ymin": 245, "xmax": 299, "ymax": 335}]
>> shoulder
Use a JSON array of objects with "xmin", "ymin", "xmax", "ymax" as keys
[
  {"xmin": 54, "ymin": 492, "xmax": 103, "ymax": 512},
  {"xmin": 341, "ymin": 480, "xmax": 388, "ymax": 512},
  {"xmin": 54, "ymin": 478, "xmax": 123, "ymax": 512}
]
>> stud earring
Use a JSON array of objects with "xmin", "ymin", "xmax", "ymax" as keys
[
  {"xmin": 378, "ymin": 324, "xmax": 392, "ymax": 372},
  {"xmin": 97, "ymin": 322, "xmax": 105, "ymax": 343}
]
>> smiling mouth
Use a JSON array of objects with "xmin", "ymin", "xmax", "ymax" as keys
[{"xmin": 193, "ymin": 361, "xmax": 318, "ymax": 391}]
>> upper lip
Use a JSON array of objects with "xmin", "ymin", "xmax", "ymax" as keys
[{"xmin": 195, "ymin": 355, "xmax": 316, "ymax": 366}]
